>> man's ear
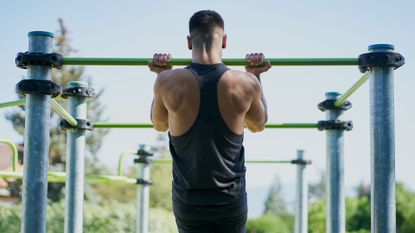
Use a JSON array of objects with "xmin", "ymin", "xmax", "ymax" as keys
[
  {"xmin": 222, "ymin": 34, "xmax": 227, "ymax": 49},
  {"xmin": 187, "ymin": 36, "xmax": 192, "ymax": 50}
]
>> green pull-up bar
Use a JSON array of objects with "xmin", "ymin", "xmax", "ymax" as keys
[
  {"xmin": 93, "ymin": 122, "xmax": 318, "ymax": 129},
  {"xmin": 62, "ymin": 57, "xmax": 358, "ymax": 66}
]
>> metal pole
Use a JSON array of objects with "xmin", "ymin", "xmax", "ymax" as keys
[
  {"xmin": 369, "ymin": 44, "xmax": 396, "ymax": 233},
  {"xmin": 294, "ymin": 150, "xmax": 308, "ymax": 233},
  {"xmin": 21, "ymin": 31, "xmax": 54, "ymax": 233},
  {"xmin": 64, "ymin": 81, "xmax": 88, "ymax": 233},
  {"xmin": 325, "ymin": 92, "xmax": 345, "ymax": 233},
  {"xmin": 136, "ymin": 145, "xmax": 151, "ymax": 233}
]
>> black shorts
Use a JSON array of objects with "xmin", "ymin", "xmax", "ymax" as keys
[{"xmin": 172, "ymin": 194, "xmax": 248, "ymax": 233}]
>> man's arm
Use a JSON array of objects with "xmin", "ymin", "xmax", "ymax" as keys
[
  {"xmin": 149, "ymin": 53, "xmax": 172, "ymax": 132},
  {"xmin": 244, "ymin": 53, "xmax": 271, "ymax": 132}
]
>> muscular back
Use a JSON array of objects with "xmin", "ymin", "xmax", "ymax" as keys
[{"xmin": 152, "ymin": 67, "xmax": 265, "ymax": 136}]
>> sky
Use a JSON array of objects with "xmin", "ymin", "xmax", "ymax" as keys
[{"xmin": 0, "ymin": 0, "xmax": 414, "ymax": 217}]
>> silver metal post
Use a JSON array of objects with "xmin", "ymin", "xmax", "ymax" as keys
[
  {"xmin": 64, "ymin": 81, "xmax": 88, "ymax": 233},
  {"xmin": 369, "ymin": 44, "xmax": 396, "ymax": 233},
  {"xmin": 294, "ymin": 150, "xmax": 308, "ymax": 233},
  {"xmin": 21, "ymin": 31, "xmax": 54, "ymax": 233},
  {"xmin": 136, "ymin": 145, "xmax": 151, "ymax": 233},
  {"xmin": 325, "ymin": 92, "xmax": 345, "ymax": 233}
]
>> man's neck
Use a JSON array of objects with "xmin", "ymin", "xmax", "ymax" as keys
[{"xmin": 191, "ymin": 48, "xmax": 222, "ymax": 64}]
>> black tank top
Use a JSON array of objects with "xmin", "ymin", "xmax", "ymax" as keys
[{"xmin": 169, "ymin": 63, "xmax": 246, "ymax": 206}]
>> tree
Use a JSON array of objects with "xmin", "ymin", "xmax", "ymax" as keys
[
  {"xmin": 309, "ymin": 171, "xmax": 326, "ymax": 200},
  {"xmin": 263, "ymin": 175, "xmax": 287, "ymax": 215},
  {"xmin": 5, "ymin": 18, "xmax": 108, "ymax": 201}
]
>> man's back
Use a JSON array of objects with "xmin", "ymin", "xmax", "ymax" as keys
[{"xmin": 156, "ymin": 65, "xmax": 261, "ymax": 137}]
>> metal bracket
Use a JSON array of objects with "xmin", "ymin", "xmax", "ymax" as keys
[
  {"xmin": 318, "ymin": 99, "xmax": 352, "ymax": 112},
  {"xmin": 16, "ymin": 79, "xmax": 62, "ymax": 98},
  {"xmin": 60, "ymin": 119, "xmax": 93, "ymax": 131},
  {"xmin": 134, "ymin": 157, "xmax": 153, "ymax": 165},
  {"xmin": 291, "ymin": 159, "xmax": 312, "ymax": 165},
  {"xmin": 61, "ymin": 86, "xmax": 95, "ymax": 99},
  {"xmin": 136, "ymin": 178, "xmax": 153, "ymax": 185},
  {"xmin": 358, "ymin": 52, "xmax": 405, "ymax": 73},
  {"xmin": 318, "ymin": 120, "xmax": 353, "ymax": 131},
  {"xmin": 15, "ymin": 52, "xmax": 63, "ymax": 69}
]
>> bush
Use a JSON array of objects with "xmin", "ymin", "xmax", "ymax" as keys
[
  {"xmin": 0, "ymin": 201, "xmax": 177, "ymax": 233},
  {"xmin": 246, "ymin": 214, "xmax": 291, "ymax": 233}
]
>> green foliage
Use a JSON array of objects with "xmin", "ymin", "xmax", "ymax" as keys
[
  {"xmin": 308, "ymin": 182, "xmax": 415, "ymax": 233},
  {"xmin": 0, "ymin": 201, "xmax": 177, "ymax": 233},
  {"xmin": 246, "ymin": 214, "xmax": 291, "ymax": 233}
]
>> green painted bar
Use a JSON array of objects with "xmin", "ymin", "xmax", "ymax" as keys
[
  {"xmin": 94, "ymin": 122, "xmax": 318, "ymax": 129},
  {"xmin": 51, "ymin": 99, "xmax": 78, "ymax": 126},
  {"xmin": 63, "ymin": 57, "xmax": 358, "ymax": 66},
  {"xmin": 0, "ymin": 139, "xmax": 18, "ymax": 172},
  {"xmin": 154, "ymin": 159, "xmax": 293, "ymax": 164},
  {"xmin": 0, "ymin": 99, "xmax": 25, "ymax": 108},
  {"xmin": 0, "ymin": 171, "xmax": 137, "ymax": 184},
  {"xmin": 335, "ymin": 72, "xmax": 370, "ymax": 107}
]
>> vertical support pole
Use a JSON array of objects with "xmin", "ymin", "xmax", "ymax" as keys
[
  {"xmin": 136, "ymin": 145, "xmax": 152, "ymax": 233},
  {"xmin": 64, "ymin": 81, "xmax": 88, "ymax": 233},
  {"xmin": 325, "ymin": 92, "xmax": 345, "ymax": 233},
  {"xmin": 295, "ymin": 150, "xmax": 308, "ymax": 233},
  {"xmin": 21, "ymin": 31, "xmax": 54, "ymax": 233},
  {"xmin": 369, "ymin": 44, "xmax": 396, "ymax": 233}
]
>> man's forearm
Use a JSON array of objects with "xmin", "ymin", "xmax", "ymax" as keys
[{"xmin": 257, "ymin": 75, "xmax": 268, "ymax": 123}]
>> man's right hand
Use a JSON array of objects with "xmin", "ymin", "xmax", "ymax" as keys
[
  {"xmin": 148, "ymin": 53, "xmax": 173, "ymax": 75},
  {"xmin": 245, "ymin": 53, "xmax": 272, "ymax": 77}
]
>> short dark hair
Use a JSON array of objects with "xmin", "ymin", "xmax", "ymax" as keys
[{"xmin": 189, "ymin": 10, "xmax": 224, "ymax": 35}]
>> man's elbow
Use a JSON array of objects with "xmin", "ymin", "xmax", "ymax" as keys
[
  {"xmin": 152, "ymin": 122, "xmax": 169, "ymax": 132},
  {"xmin": 247, "ymin": 123, "xmax": 266, "ymax": 133}
]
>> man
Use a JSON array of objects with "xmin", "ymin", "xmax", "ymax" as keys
[{"xmin": 148, "ymin": 10, "xmax": 271, "ymax": 233}]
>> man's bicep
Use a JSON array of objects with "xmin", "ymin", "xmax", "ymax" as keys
[{"xmin": 151, "ymin": 78, "xmax": 169, "ymax": 131}]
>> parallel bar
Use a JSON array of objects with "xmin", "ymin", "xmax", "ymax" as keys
[
  {"xmin": 369, "ymin": 44, "xmax": 396, "ymax": 233},
  {"xmin": 64, "ymin": 81, "xmax": 88, "ymax": 233},
  {"xmin": 0, "ymin": 139, "xmax": 18, "ymax": 172},
  {"xmin": 63, "ymin": 57, "xmax": 358, "ymax": 66},
  {"xmin": 325, "ymin": 92, "xmax": 345, "ymax": 233},
  {"xmin": 154, "ymin": 159, "xmax": 293, "ymax": 164},
  {"xmin": 94, "ymin": 122, "xmax": 318, "ymax": 129},
  {"xmin": 51, "ymin": 99, "xmax": 78, "ymax": 126},
  {"xmin": 335, "ymin": 73, "xmax": 369, "ymax": 107},
  {"xmin": 118, "ymin": 150, "xmax": 138, "ymax": 176},
  {"xmin": 21, "ymin": 31, "xmax": 53, "ymax": 233},
  {"xmin": 0, "ymin": 99, "xmax": 25, "ymax": 108},
  {"xmin": 0, "ymin": 171, "xmax": 137, "ymax": 184}
]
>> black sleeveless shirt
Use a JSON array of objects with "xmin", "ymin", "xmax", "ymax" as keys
[{"xmin": 169, "ymin": 63, "xmax": 246, "ymax": 206}]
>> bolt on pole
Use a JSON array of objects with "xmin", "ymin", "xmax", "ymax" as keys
[
  {"xmin": 294, "ymin": 150, "xmax": 308, "ymax": 233},
  {"xmin": 21, "ymin": 31, "xmax": 54, "ymax": 233},
  {"xmin": 64, "ymin": 81, "xmax": 89, "ymax": 233},
  {"xmin": 368, "ymin": 44, "xmax": 397, "ymax": 233}
]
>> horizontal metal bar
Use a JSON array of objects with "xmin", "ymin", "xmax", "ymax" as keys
[
  {"xmin": 335, "ymin": 72, "xmax": 370, "ymax": 107},
  {"xmin": 154, "ymin": 159, "xmax": 294, "ymax": 164},
  {"xmin": 51, "ymin": 99, "xmax": 78, "ymax": 126},
  {"xmin": 0, "ymin": 171, "xmax": 137, "ymax": 184},
  {"xmin": 0, "ymin": 139, "xmax": 18, "ymax": 172},
  {"xmin": 0, "ymin": 99, "xmax": 26, "ymax": 108},
  {"xmin": 63, "ymin": 57, "xmax": 358, "ymax": 66},
  {"xmin": 94, "ymin": 122, "xmax": 318, "ymax": 129},
  {"xmin": 118, "ymin": 150, "xmax": 138, "ymax": 176}
]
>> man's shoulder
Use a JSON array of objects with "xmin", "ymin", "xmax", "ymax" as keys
[{"xmin": 221, "ymin": 70, "xmax": 259, "ymax": 88}]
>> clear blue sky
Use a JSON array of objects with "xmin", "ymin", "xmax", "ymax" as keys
[{"xmin": 1, "ymin": 0, "xmax": 414, "ymax": 217}]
